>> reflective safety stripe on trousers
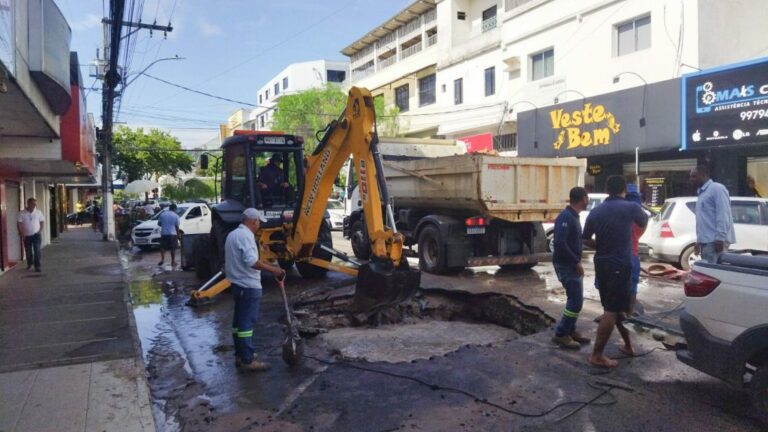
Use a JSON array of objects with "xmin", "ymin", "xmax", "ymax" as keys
[
  {"xmin": 237, "ymin": 330, "xmax": 253, "ymax": 338},
  {"xmin": 562, "ymin": 308, "xmax": 580, "ymax": 318}
]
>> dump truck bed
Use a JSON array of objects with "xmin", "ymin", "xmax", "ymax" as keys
[{"xmin": 384, "ymin": 154, "xmax": 586, "ymax": 223}]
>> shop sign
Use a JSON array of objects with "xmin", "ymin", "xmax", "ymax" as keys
[
  {"xmin": 550, "ymin": 103, "xmax": 621, "ymax": 151},
  {"xmin": 586, "ymin": 163, "xmax": 604, "ymax": 176},
  {"xmin": 682, "ymin": 57, "xmax": 768, "ymax": 149}
]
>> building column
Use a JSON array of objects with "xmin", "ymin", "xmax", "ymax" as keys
[{"xmin": 0, "ymin": 180, "xmax": 7, "ymax": 271}]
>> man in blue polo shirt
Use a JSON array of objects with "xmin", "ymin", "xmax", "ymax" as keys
[
  {"xmin": 583, "ymin": 175, "xmax": 648, "ymax": 368},
  {"xmin": 552, "ymin": 187, "xmax": 591, "ymax": 349}
]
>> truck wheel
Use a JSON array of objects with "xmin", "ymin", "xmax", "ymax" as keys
[
  {"xmin": 350, "ymin": 220, "xmax": 370, "ymax": 260},
  {"xmin": 751, "ymin": 363, "xmax": 768, "ymax": 424},
  {"xmin": 418, "ymin": 225, "xmax": 462, "ymax": 274},
  {"xmin": 194, "ymin": 236, "xmax": 212, "ymax": 280},
  {"xmin": 296, "ymin": 220, "xmax": 333, "ymax": 278},
  {"xmin": 546, "ymin": 232, "xmax": 555, "ymax": 253},
  {"xmin": 679, "ymin": 244, "xmax": 700, "ymax": 271}
]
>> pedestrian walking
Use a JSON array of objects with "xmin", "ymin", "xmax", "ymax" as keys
[
  {"xmin": 225, "ymin": 208, "xmax": 286, "ymax": 373},
  {"xmin": 17, "ymin": 198, "xmax": 45, "ymax": 272},
  {"xmin": 690, "ymin": 165, "xmax": 735, "ymax": 264},
  {"xmin": 157, "ymin": 204, "xmax": 181, "ymax": 267},
  {"xmin": 551, "ymin": 187, "xmax": 591, "ymax": 349},
  {"xmin": 92, "ymin": 204, "xmax": 102, "ymax": 232},
  {"xmin": 625, "ymin": 177, "xmax": 645, "ymax": 316},
  {"xmin": 583, "ymin": 175, "xmax": 648, "ymax": 368}
]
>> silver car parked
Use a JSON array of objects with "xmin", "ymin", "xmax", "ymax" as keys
[{"xmin": 644, "ymin": 197, "xmax": 768, "ymax": 270}]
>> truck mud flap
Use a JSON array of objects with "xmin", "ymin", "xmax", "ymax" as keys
[{"xmin": 466, "ymin": 252, "xmax": 551, "ymax": 267}]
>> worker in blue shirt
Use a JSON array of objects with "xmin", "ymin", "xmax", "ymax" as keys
[
  {"xmin": 583, "ymin": 175, "xmax": 648, "ymax": 368},
  {"xmin": 690, "ymin": 165, "xmax": 735, "ymax": 263},
  {"xmin": 157, "ymin": 204, "xmax": 181, "ymax": 267},
  {"xmin": 551, "ymin": 187, "xmax": 591, "ymax": 349}
]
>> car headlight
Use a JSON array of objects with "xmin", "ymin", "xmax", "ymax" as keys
[{"xmin": 153, "ymin": 227, "xmax": 160, "ymax": 234}]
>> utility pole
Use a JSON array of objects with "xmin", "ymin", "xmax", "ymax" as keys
[{"xmin": 98, "ymin": 6, "xmax": 172, "ymax": 241}]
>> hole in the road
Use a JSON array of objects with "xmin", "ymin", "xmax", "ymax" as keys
[{"xmin": 293, "ymin": 287, "xmax": 554, "ymax": 363}]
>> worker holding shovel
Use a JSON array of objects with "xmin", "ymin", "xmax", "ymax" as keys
[{"xmin": 224, "ymin": 208, "xmax": 286, "ymax": 373}]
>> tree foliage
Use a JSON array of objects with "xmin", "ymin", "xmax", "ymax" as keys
[
  {"xmin": 163, "ymin": 178, "xmax": 216, "ymax": 202},
  {"xmin": 272, "ymin": 84, "xmax": 401, "ymax": 152},
  {"xmin": 112, "ymin": 126, "xmax": 194, "ymax": 182}
]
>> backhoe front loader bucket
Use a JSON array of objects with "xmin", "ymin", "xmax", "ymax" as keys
[{"xmin": 351, "ymin": 260, "xmax": 420, "ymax": 318}]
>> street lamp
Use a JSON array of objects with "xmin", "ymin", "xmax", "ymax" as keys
[
  {"xmin": 122, "ymin": 56, "xmax": 185, "ymax": 90},
  {"xmin": 612, "ymin": 71, "xmax": 647, "ymax": 127},
  {"xmin": 553, "ymin": 89, "xmax": 586, "ymax": 104}
]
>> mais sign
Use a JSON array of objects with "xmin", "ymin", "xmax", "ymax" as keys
[{"xmin": 549, "ymin": 103, "xmax": 621, "ymax": 150}]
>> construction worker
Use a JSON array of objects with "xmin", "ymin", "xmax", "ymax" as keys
[
  {"xmin": 551, "ymin": 187, "xmax": 591, "ymax": 349},
  {"xmin": 225, "ymin": 208, "xmax": 286, "ymax": 372}
]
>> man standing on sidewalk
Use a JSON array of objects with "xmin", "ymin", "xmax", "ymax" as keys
[
  {"xmin": 583, "ymin": 176, "xmax": 648, "ymax": 368},
  {"xmin": 17, "ymin": 198, "xmax": 45, "ymax": 272},
  {"xmin": 225, "ymin": 208, "xmax": 286, "ymax": 372},
  {"xmin": 690, "ymin": 165, "xmax": 735, "ymax": 264},
  {"xmin": 551, "ymin": 187, "xmax": 591, "ymax": 349},
  {"xmin": 157, "ymin": 204, "xmax": 181, "ymax": 267}
]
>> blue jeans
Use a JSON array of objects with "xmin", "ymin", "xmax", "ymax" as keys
[
  {"xmin": 700, "ymin": 242, "xmax": 727, "ymax": 264},
  {"xmin": 24, "ymin": 233, "xmax": 41, "ymax": 270},
  {"xmin": 630, "ymin": 255, "xmax": 641, "ymax": 295},
  {"xmin": 231, "ymin": 284, "xmax": 262, "ymax": 364},
  {"xmin": 554, "ymin": 264, "xmax": 584, "ymax": 337}
]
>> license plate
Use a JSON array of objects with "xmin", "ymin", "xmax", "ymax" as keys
[
  {"xmin": 467, "ymin": 227, "xmax": 486, "ymax": 235},
  {"xmin": 135, "ymin": 238, "xmax": 148, "ymax": 244},
  {"xmin": 263, "ymin": 136, "xmax": 286, "ymax": 145}
]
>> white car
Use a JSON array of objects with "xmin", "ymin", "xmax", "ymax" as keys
[
  {"xmin": 327, "ymin": 199, "xmax": 345, "ymax": 230},
  {"xmin": 677, "ymin": 254, "xmax": 768, "ymax": 423},
  {"xmin": 644, "ymin": 197, "xmax": 768, "ymax": 270},
  {"xmin": 132, "ymin": 203, "xmax": 212, "ymax": 250}
]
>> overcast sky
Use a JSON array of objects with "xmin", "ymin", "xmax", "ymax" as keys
[{"xmin": 58, "ymin": 0, "xmax": 411, "ymax": 148}]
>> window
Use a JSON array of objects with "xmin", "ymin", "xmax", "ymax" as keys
[
  {"xmin": 731, "ymin": 201, "xmax": 762, "ymax": 225},
  {"xmin": 274, "ymin": 83, "xmax": 279, "ymax": 96},
  {"xmin": 327, "ymin": 70, "xmax": 346, "ymax": 83},
  {"xmin": 482, "ymin": 5, "xmax": 497, "ymax": 21},
  {"xmin": 202, "ymin": 206, "xmax": 209, "ymax": 216},
  {"xmin": 457, "ymin": 11, "xmax": 466, "ymax": 20},
  {"xmin": 266, "ymin": 89, "xmax": 270, "ymax": 99},
  {"xmin": 419, "ymin": 74, "xmax": 436, "ymax": 106},
  {"xmin": 484, "ymin": 67, "xmax": 495, "ymax": 96},
  {"xmin": 454, "ymin": 78, "xmax": 463, "ymax": 105},
  {"xmin": 481, "ymin": 5, "xmax": 497, "ymax": 32},
  {"xmin": 259, "ymin": 94, "xmax": 262, "ymax": 104},
  {"xmin": 283, "ymin": 77, "xmax": 288, "ymax": 90},
  {"xmin": 615, "ymin": 15, "xmax": 651, "ymax": 56},
  {"xmin": 530, "ymin": 49, "xmax": 554, "ymax": 81},
  {"xmin": 186, "ymin": 206, "xmax": 202, "ymax": 219},
  {"xmin": 260, "ymin": 116, "xmax": 265, "ymax": 127},
  {"xmin": 395, "ymin": 84, "xmax": 409, "ymax": 112}
]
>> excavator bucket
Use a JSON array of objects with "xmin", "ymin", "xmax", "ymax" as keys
[{"xmin": 351, "ymin": 260, "xmax": 420, "ymax": 317}]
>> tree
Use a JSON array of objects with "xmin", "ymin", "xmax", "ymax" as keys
[
  {"xmin": 112, "ymin": 126, "xmax": 194, "ymax": 182},
  {"xmin": 272, "ymin": 84, "xmax": 401, "ymax": 152},
  {"xmin": 164, "ymin": 178, "xmax": 216, "ymax": 202}
]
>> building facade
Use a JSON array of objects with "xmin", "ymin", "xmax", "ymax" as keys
[
  {"xmin": 344, "ymin": 0, "xmax": 768, "ymax": 154},
  {"xmin": 0, "ymin": 0, "xmax": 97, "ymax": 272}
]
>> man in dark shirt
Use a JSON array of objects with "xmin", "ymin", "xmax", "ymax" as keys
[
  {"xmin": 583, "ymin": 175, "xmax": 648, "ymax": 368},
  {"xmin": 552, "ymin": 187, "xmax": 591, "ymax": 349},
  {"xmin": 257, "ymin": 154, "xmax": 290, "ymax": 198}
]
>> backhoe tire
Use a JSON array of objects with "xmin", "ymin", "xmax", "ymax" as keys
[
  {"xmin": 208, "ymin": 221, "xmax": 228, "ymax": 277},
  {"xmin": 194, "ymin": 236, "xmax": 212, "ymax": 280},
  {"xmin": 751, "ymin": 362, "xmax": 768, "ymax": 425},
  {"xmin": 418, "ymin": 225, "xmax": 462, "ymax": 275},
  {"xmin": 350, "ymin": 220, "xmax": 371, "ymax": 260},
  {"xmin": 296, "ymin": 220, "xmax": 333, "ymax": 279}
]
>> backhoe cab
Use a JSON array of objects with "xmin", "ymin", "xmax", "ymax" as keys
[{"xmin": 190, "ymin": 87, "xmax": 420, "ymax": 317}]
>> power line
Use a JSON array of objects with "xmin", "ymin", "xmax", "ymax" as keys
[{"xmin": 143, "ymin": 72, "xmax": 259, "ymax": 107}]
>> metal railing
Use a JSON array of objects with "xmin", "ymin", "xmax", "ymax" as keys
[
  {"xmin": 352, "ymin": 66, "xmax": 375, "ymax": 81},
  {"xmin": 424, "ymin": 8, "xmax": 437, "ymax": 24},
  {"xmin": 377, "ymin": 55, "xmax": 397, "ymax": 71},
  {"xmin": 376, "ymin": 31, "xmax": 396, "ymax": 50},
  {"xmin": 397, "ymin": 17, "xmax": 421, "ymax": 38},
  {"xmin": 506, "ymin": 0, "xmax": 535, "ymax": 12},
  {"xmin": 400, "ymin": 41, "xmax": 423, "ymax": 60},
  {"xmin": 426, "ymin": 33, "xmax": 438, "ymax": 47},
  {"xmin": 482, "ymin": 15, "xmax": 497, "ymax": 33}
]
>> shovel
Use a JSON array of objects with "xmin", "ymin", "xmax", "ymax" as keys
[{"xmin": 277, "ymin": 275, "xmax": 304, "ymax": 366}]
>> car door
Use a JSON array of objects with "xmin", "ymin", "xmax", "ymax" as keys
[
  {"xmin": 730, "ymin": 200, "xmax": 768, "ymax": 252},
  {"xmin": 183, "ymin": 206, "xmax": 204, "ymax": 234},
  {"xmin": 200, "ymin": 205, "xmax": 212, "ymax": 233}
]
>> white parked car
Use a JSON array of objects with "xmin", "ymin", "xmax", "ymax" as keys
[
  {"xmin": 677, "ymin": 254, "xmax": 768, "ymax": 423},
  {"xmin": 327, "ymin": 199, "xmax": 345, "ymax": 231},
  {"xmin": 543, "ymin": 193, "xmax": 654, "ymax": 253},
  {"xmin": 644, "ymin": 197, "xmax": 768, "ymax": 270},
  {"xmin": 132, "ymin": 203, "xmax": 212, "ymax": 251}
]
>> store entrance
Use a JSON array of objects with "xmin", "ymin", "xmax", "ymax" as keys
[
  {"xmin": 624, "ymin": 159, "xmax": 698, "ymax": 212},
  {"xmin": 746, "ymin": 156, "xmax": 768, "ymax": 198}
]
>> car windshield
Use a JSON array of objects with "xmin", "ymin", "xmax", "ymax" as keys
[
  {"xmin": 327, "ymin": 200, "xmax": 343, "ymax": 210},
  {"xmin": 587, "ymin": 198, "xmax": 604, "ymax": 211},
  {"xmin": 150, "ymin": 206, "xmax": 187, "ymax": 220}
]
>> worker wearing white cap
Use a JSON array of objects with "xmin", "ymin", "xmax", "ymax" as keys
[{"xmin": 225, "ymin": 208, "xmax": 286, "ymax": 372}]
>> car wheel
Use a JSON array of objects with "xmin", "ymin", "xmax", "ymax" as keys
[
  {"xmin": 751, "ymin": 363, "xmax": 768, "ymax": 425},
  {"xmin": 350, "ymin": 220, "xmax": 371, "ymax": 260},
  {"xmin": 679, "ymin": 245, "xmax": 700, "ymax": 271},
  {"xmin": 546, "ymin": 232, "xmax": 555, "ymax": 253}
]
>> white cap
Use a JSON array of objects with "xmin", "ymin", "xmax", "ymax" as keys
[{"xmin": 243, "ymin": 208, "xmax": 267, "ymax": 222}]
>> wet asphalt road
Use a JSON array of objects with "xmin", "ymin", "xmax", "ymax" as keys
[{"xmin": 122, "ymin": 232, "xmax": 764, "ymax": 431}]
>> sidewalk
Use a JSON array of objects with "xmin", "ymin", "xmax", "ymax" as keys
[{"xmin": 0, "ymin": 227, "xmax": 155, "ymax": 432}]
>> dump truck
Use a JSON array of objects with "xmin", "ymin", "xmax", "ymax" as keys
[{"xmin": 345, "ymin": 154, "xmax": 585, "ymax": 274}]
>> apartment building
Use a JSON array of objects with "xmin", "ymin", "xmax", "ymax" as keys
[
  {"xmin": 345, "ymin": 0, "xmax": 768, "ymax": 152},
  {"xmin": 0, "ymin": 0, "xmax": 97, "ymax": 271}
]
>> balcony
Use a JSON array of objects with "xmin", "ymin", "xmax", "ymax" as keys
[
  {"xmin": 426, "ymin": 33, "xmax": 438, "ymax": 48},
  {"xmin": 506, "ymin": 0, "xmax": 535, "ymax": 12},
  {"xmin": 400, "ymin": 41, "xmax": 423, "ymax": 60},
  {"xmin": 377, "ymin": 55, "xmax": 397, "ymax": 71},
  {"xmin": 424, "ymin": 8, "xmax": 436, "ymax": 24},
  {"xmin": 397, "ymin": 17, "xmax": 421, "ymax": 39},
  {"xmin": 352, "ymin": 65, "xmax": 375, "ymax": 81},
  {"xmin": 482, "ymin": 15, "xmax": 497, "ymax": 33}
]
